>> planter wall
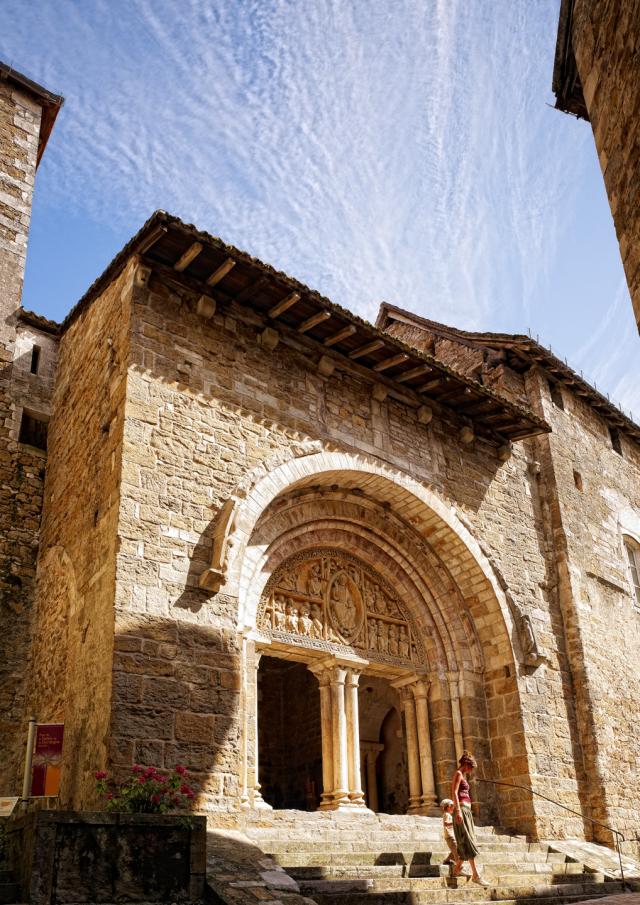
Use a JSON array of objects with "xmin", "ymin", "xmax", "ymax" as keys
[{"xmin": 5, "ymin": 811, "xmax": 206, "ymax": 904}]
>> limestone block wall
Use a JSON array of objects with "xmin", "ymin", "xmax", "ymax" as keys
[
  {"xmin": 0, "ymin": 80, "xmax": 41, "ymax": 343},
  {"xmin": 532, "ymin": 370, "xmax": 640, "ymax": 850},
  {"xmin": 27, "ymin": 264, "xmax": 135, "ymax": 807},
  {"xmin": 0, "ymin": 81, "xmax": 46, "ymax": 795},
  {"xmin": 105, "ymin": 269, "xmax": 591, "ymax": 835},
  {"xmin": 570, "ymin": 0, "xmax": 640, "ymax": 331}
]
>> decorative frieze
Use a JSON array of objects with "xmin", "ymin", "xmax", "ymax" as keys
[{"xmin": 258, "ymin": 550, "xmax": 426, "ymax": 667}]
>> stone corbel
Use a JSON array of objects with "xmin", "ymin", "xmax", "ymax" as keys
[
  {"xmin": 198, "ymin": 498, "xmax": 237, "ymax": 592},
  {"xmin": 520, "ymin": 613, "xmax": 548, "ymax": 668}
]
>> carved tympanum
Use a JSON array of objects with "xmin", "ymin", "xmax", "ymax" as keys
[{"xmin": 258, "ymin": 550, "xmax": 426, "ymax": 666}]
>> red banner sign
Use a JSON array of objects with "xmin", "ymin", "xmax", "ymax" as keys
[{"xmin": 30, "ymin": 724, "xmax": 64, "ymax": 797}]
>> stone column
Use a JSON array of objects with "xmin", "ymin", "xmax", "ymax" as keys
[
  {"xmin": 361, "ymin": 743, "xmax": 383, "ymax": 812},
  {"xmin": 240, "ymin": 635, "xmax": 250, "ymax": 808},
  {"xmin": 345, "ymin": 669, "xmax": 366, "ymax": 807},
  {"xmin": 413, "ymin": 679, "xmax": 438, "ymax": 813},
  {"xmin": 400, "ymin": 688, "xmax": 423, "ymax": 812},
  {"xmin": 314, "ymin": 667, "xmax": 335, "ymax": 809},
  {"xmin": 251, "ymin": 648, "xmax": 270, "ymax": 809},
  {"xmin": 330, "ymin": 665, "xmax": 351, "ymax": 808},
  {"xmin": 366, "ymin": 750, "xmax": 379, "ymax": 812},
  {"xmin": 448, "ymin": 671, "xmax": 464, "ymax": 761}
]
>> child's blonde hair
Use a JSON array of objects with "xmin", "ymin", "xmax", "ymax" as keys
[{"xmin": 440, "ymin": 798, "xmax": 454, "ymax": 811}]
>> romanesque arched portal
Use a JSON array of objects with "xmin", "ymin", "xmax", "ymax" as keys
[{"xmin": 220, "ymin": 451, "xmax": 534, "ymax": 827}]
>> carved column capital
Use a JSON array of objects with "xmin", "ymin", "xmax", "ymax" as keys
[{"xmin": 411, "ymin": 678, "xmax": 431, "ymax": 700}]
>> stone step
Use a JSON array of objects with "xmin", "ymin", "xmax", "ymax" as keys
[
  {"xmin": 257, "ymin": 838, "xmax": 544, "ymax": 852},
  {"xmin": 286, "ymin": 863, "xmax": 590, "ymax": 881},
  {"xmin": 247, "ymin": 830, "xmax": 526, "ymax": 843},
  {"xmin": 303, "ymin": 879, "xmax": 623, "ymax": 905},
  {"xmin": 268, "ymin": 848, "xmax": 563, "ymax": 867},
  {"xmin": 296, "ymin": 871, "xmax": 604, "ymax": 896}
]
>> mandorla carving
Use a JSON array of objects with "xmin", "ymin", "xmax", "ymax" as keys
[{"xmin": 257, "ymin": 550, "xmax": 426, "ymax": 666}]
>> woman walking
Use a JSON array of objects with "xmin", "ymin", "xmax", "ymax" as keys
[{"xmin": 451, "ymin": 751, "xmax": 489, "ymax": 886}]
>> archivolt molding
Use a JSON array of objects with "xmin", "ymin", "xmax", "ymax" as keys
[{"xmin": 214, "ymin": 449, "xmax": 519, "ymax": 669}]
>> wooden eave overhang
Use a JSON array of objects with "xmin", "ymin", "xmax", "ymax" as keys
[
  {"xmin": 0, "ymin": 61, "xmax": 64, "ymax": 166},
  {"xmin": 61, "ymin": 211, "xmax": 549, "ymax": 445},
  {"xmin": 379, "ymin": 304, "xmax": 640, "ymax": 446},
  {"xmin": 18, "ymin": 307, "xmax": 60, "ymax": 336},
  {"xmin": 551, "ymin": 0, "xmax": 589, "ymax": 121}
]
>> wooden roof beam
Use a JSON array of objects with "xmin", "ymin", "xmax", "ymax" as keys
[
  {"xmin": 435, "ymin": 386, "xmax": 477, "ymax": 405},
  {"xmin": 349, "ymin": 339, "xmax": 385, "ymax": 360},
  {"xmin": 138, "ymin": 223, "xmax": 167, "ymax": 254},
  {"xmin": 324, "ymin": 324, "xmax": 357, "ymax": 347},
  {"xmin": 174, "ymin": 241, "xmax": 203, "ymax": 272},
  {"xmin": 462, "ymin": 399, "xmax": 502, "ymax": 415},
  {"xmin": 418, "ymin": 376, "xmax": 449, "ymax": 394},
  {"xmin": 373, "ymin": 352, "xmax": 410, "ymax": 373},
  {"xmin": 483, "ymin": 411, "xmax": 520, "ymax": 424},
  {"xmin": 235, "ymin": 276, "xmax": 269, "ymax": 303},
  {"xmin": 206, "ymin": 257, "xmax": 236, "ymax": 287},
  {"xmin": 298, "ymin": 310, "xmax": 331, "ymax": 334},
  {"xmin": 396, "ymin": 364, "xmax": 432, "ymax": 383},
  {"xmin": 269, "ymin": 291, "xmax": 301, "ymax": 318}
]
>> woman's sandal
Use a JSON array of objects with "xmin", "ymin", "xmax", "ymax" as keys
[{"xmin": 472, "ymin": 876, "xmax": 490, "ymax": 887}]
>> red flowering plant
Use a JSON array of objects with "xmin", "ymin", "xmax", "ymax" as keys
[{"xmin": 95, "ymin": 764, "xmax": 195, "ymax": 814}]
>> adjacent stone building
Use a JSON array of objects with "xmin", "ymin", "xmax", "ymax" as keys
[
  {"xmin": 553, "ymin": 0, "xmax": 640, "ymax": 333},
  {"xmin": 0, "ymin": 62, "xmax": 62, "ymax": 789},
  {"xmin": 1, "ymin": 62, "xmax": 640, "ymax": 856}
]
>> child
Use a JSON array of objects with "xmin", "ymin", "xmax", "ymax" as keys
[{"xmin": 441, "ymin": 798, "xmax": 458, "ymax": 866}]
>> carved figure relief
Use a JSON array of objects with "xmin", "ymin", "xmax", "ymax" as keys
[
  {"xmin": 258, "ymin": 550, "xmax": 426, "ymax": 666},
  {"xmin": 327, "ymin": 570, "xmax": 363, "ymax": 643}
]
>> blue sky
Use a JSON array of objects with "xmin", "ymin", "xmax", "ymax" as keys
[{"xmin": 3, "ymin": 0, "xmax": 639, "ymax": 417}]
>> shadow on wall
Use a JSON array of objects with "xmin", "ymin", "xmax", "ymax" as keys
[{"xmin": 107, "ymin": 609, "xmax": 243, "ymax": 813}]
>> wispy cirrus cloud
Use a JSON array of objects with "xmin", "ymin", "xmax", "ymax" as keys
[{"xmin": 2, "ymin": 0, "xmax": 638, "ymax": 412}]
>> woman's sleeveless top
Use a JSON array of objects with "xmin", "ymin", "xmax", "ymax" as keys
[{"xmin": 458, "ymin": 775, "xmax": 471, "ymax": 802}]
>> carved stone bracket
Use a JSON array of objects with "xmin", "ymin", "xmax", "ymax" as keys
[{"xmin": 198, "ymin": 498, "xmax": 237, "ymax": 593}]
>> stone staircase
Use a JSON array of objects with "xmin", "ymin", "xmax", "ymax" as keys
[{"xmin": 241, "ymin": 812, "xmax": 626, "ymax": 905}]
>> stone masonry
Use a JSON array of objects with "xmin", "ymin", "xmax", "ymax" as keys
[
  {"xmin": 553, "ymin": 0, "xmax": 640, "ymax": 333},
  {"xmin": 0, "ymin": 63, "xmax": 639, "ymax": 866},
  {"xmin": 0, "ymin": 64, "xmax": 62, "ymax": 789}
]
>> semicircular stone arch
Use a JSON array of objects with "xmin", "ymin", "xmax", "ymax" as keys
[{"xmin": 224, "ymin": 451, "xmax": 541, "ymax": 831}]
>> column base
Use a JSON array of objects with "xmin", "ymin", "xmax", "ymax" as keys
[
  {"xmin": 412, "ymin": 803, "xmax": 441, "ymax": 817},
  {"xmin": 252, "ymin": 792, "xmax": 273, "ymax": 810},
  {"xmin": 319, "ymin": 792, "xmax": 354, "ymax": 811}
]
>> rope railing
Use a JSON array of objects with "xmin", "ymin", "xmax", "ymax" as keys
[{"xmin": 476, "ymin": 777, "xmax": 629, "ymax": 891}]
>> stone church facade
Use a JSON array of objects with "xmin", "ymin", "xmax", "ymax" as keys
[{"xmin": 1, "ymin": 63, "xmax": 640, "ymax": 854}]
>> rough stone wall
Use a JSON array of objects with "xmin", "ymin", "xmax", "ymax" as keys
[
  {"xmin": 0, "ymin": 82, "xmax": 41, "ymax": 344},
  {"xmin": 570, "ymin": 0, "xmax": 640, "ymax": 331},
  {"xmin": 28, "ymin": 264, "xmax": 135, "ymax": 807},
  {"xmin": 103, "ymin": 269, "xmax": 595, "ymax": 837},
  {"xmin": 0, "ymin": 82, "xmax": 47, "ymax": 795},
  {"xmin": 532, "ymin": 368, "xmax": 640, "ymax": 850}
]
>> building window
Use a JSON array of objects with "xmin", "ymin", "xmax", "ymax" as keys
[
  {"xmin": 548, "ymin": 379, "xmax": 564, "ymax": 410},
  {"xmin": 30, "ymin": 345, "xmax": 41, "ymax": 374},
  {"xmin": 624, "ymin": 537, "xmax": 640, "ymax": 608},
  {"xmin": 18, "ymin": 411, "xmax": 48, "ymax": 451},
  {"xmin": 609, "ymin": 427, "xmax": 623, "ymax": 456}
]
